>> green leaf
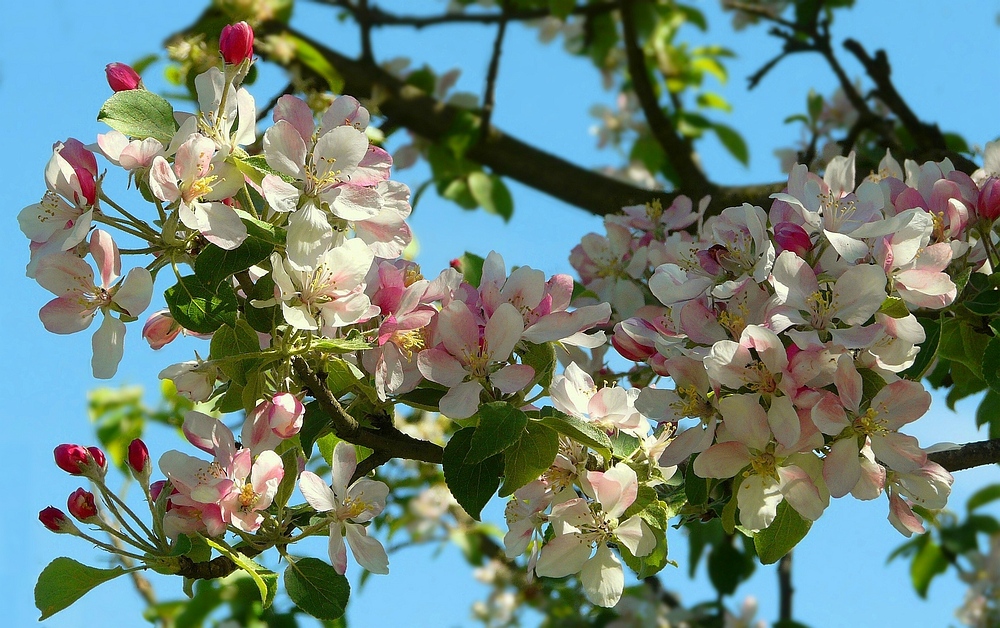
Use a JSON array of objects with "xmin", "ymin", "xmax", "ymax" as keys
[
  {"xmin": 620, "ymin": 526, "xmax": 669, "ymax": 579},
  {"xmin": 712, "ymin": 123, "xmax": 749, "ymax": 166},
  {"xmin": 910, "ymin": 538, "xmax": 948, "ymax": 598},
  {"xmin": 684, "ymin": 462, "xmax": 709, "ymax": 506},
  {"xmin": 696, "ymin": 92, "xmax": 732, "ymax": 112},
  {"xmin": 901, "ymin": 316, "xmax": 941, "ymax": 381},
  {"xmin": 965, "ymin": 289, "xmax": 1000, "ymax": 316},
  {"xmin": 549, "ymin": 0, "xmax": 575, "ymax": 19},
  {"xmin": 164, "ymin": 275, "xmax": 238, "ymax": 334},
  {"xmin": 707, "ymin": 540, "xmax": 744, "ymax": 595},
  {"xmin": 983, "ymin": 336, "xmax": 1000, "ymax": 394},
  {"xmin": 274, "ymin": 446, "xmax": 301, "ymax": 510},
  {"xmin": 443, "ymin": 427, "xmax": 503, "ymax": 520},
  {"xmin": 499, "ymin": 422, "xmax": 559, "ymax": 497},
  {"xmin": 611, "ymin": 431, "xmax": 642, "ymax": 458},
  {"xmin": 287, "ymin": 34, "xmax": 344, "ymax": 92},
  {"xmin": 968, "ymin": 484, "xmax": 1000, "ymax": 512},
  {"xmin": 754, "ymin": 501, "xmax": 812, "ymax": 564},
  {"xmin": 458, "ymin": 251, "xmax": 486, "ymax": 287},
  {"xmin": 194, "ymin": 223, "xmax": 278, "ymax": 290},
  {"xmin": 299, "ymin": 400, "xmax": 329, "ymax": 457},
  {"xmin": 721, "ymin": 492, "xmax": 738, "ymax": 534},
  {"xmin": 939, "ymin": 321, "xmax": 990, "ymax": 379},
  {"xmin": 468, "ymin": 172, "xmax": 514, "ymax": 221},
  {"xmin": 98, "ymin": 90, "xmax": 177, "ymax": 144},
  {"xmin": 284, "ymin": 557, "xmax": 350, "ymax": 620},
  {"xmin": 35, "ymin": 558, "xmax": 129, "ymax": 620},
  {"xmin": 466, "ymin": 402, "xmax": 528, "ymax": 465},
  {"xmin": 311, "ymin": 336, "xmax": 372, "ymax": 353},
  {"xmin": 878, "ymin": 296, "xmax": 910, "ymax": 318},
  {"xmin": 519, "ymin": 341, "xmax": 556, "ymax": 391},
  {"xmin": 210, "ymin": 319, "xmax": 261, "ymax": 384},
  {"xmin": 535, "ymin": 407, "xmax": 612, "ymax": 458},
  {"xmin": 201, "ymin": 538, "xmax": 278, "ymax": 608},
  {"xmin": 807, "ymin": 89, "xmax": 823, "ymax": 123}
]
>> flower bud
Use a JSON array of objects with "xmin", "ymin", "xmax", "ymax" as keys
[
  {"xmin": 67, "ymin": 488, "xmax": 99, "ymax": 522},
  {"xmin": 88, "ymin": 446, "xmax": 108, "ymax": 476},
  {"xmin": 219, "ymin": 21, "xmax": 254, "ymax": 65},
  {"xmin": 39, "ymin": 507, "xmax": 76, "ymax": 534},
  {"xmin": 143, "ymin": 310, "xmax": 182, "ymax": 350},
  {"xmin": 269, "ymin": 393, "xmax": 305, "ymax": 438},
  {"xmin": 105, "ymin": 62, "xmax": 142, "ymax": 92},
  {"xmin": 149, "ymin": 480, "xmax": 167, "ymax": 502},
  {"xmin": 773, "ymin": 222, "xmax": 812, "ymax": 257},
  {"xmin": 54, "ymin": 444, "xmax": 90, "ymax": 475},
  {"xmin": 977, "ymin": 177, "xmax": 1000, "ymax": 221},
  {"xmin": 612, "ymin": 318, "xmax": 657, "ymax": 362},
  {"xmin": 128, "ymin": 439, "xmax": 150, "ymax": 479}
]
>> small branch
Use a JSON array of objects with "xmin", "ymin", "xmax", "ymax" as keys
[
  {"xmin": 479, "ymin": 2, "xmax": 510, "ymax": 142},
  {"xmin": 320, "ymin": 0, "xmax": 618, "ymax": 29},
  {"xmin": 291, "ymin": 356, "xmax": 444, "ymax": 466},
  {"xmin": 777, "ymin": 551, "xmax": 793, "ymax": 623},
  {"xmin": 357, "ymin": 0, "xmax": 373, "ymax": 62},
  {"xmin": 929, "ymin": 439, "xmax": 1000, "ymax": 473},
  {"xmin": 619, "ymin": 0, "xmax": 711, "ymax": 194},
  {"xmin": 256, "ymin": 83, "xmax": 296, "ymax": 124}
]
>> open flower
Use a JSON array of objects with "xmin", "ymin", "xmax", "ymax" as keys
[{"xmin": 299, "ymin": 442, "xmax": 390, "ymax": 575}]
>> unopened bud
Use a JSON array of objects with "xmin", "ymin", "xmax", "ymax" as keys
[
  {"xmin": 219, "ymin": 21, "xmax": 254, "ymax": 65},
  {"xmin": 67, "ymin": 488, "xmax": 98, "ymax": 522},
  {"xmin": 54, "ymin": 444, "xmax": 90, "ymax": 475},
  {"xmin": 105, "ymin": 62, "xmax": 142, "ymax": 92},
  {"xmin": 269, "ymin": 393, "xmax": 305, "ymax": 438},
  {"xmin": 773, "ymin": 222, "xmax": 812, "ymax": 257},
  {"xmin": 88, "ymin": 446, "xmax": 108, "ymax": 476},
  {"xmin": 149, "ymin": 480, "xmax": 167, "ymax": 502},
  {"xmin": 39, "ymin": 507, "xmax": 76, "ymax": 534},
  {"xmin": 143, "ymin": 310, "xmax": 182, "ymax": 350},
  {"xmin": 128, "ymin": 439, "xmax": 151, "ymax": 479},
  {"xmin": 978, "ymin": 177, "xmax": 1000, "ymax": 222},
  {"xmin": 612, "ymin": 318, "xmax": 657, "ymax": 362}
]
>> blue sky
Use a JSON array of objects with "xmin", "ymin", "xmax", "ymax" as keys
[{"xmin": 2, "ymin": 1, "xmax": 999, "ymax": 626}]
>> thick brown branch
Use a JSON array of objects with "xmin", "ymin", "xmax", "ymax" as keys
[
  {"xmin": 320, "ymin": 0, "xmax": 618, "ymax": 28},
  {"xmin": 929, "ymin": 439, "xmax": 1000, "ymax": 473},
  {"xmin": 619, "ymin": 0, "xmax": 711, "ymax": 194},
  {"xmin": 291, "ymin": 356, "xmax": 444, "ymax": 466}
]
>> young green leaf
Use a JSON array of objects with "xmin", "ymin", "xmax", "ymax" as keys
[
  {"xmin": 98, "ymin": 90, "xmax": 177, "ymax": 144},
  {"xmin": 284, "ymin": 557, "xmax": 351, "ymax": 620},
  {"xmin": 35, "ymin": 558, "xmax": 129, "ymax": 620},
  {"xmin": 443, "ymin": 427, "xmax": 503, "ymax": 520},
  {"xmin": 465, "ymin": 401, "xmax": 528, "ymax": 465},
  {"xmin": 164, "ymin": 275, "xmax": 238, "ymax": 334},
  {"xmin": 753, "ymin": 501, "xmax": 812, "ymax": 564},
  {"xmin": 499, "ymin": 421, "xmax": 559, "ymax": 497}
]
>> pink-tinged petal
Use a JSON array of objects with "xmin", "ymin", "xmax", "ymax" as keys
[
  {"xmin": 823, "ymin": 438, "xmax": 862, "ymax": 498},
  {"xmin": 181, "ymin": 411, "xmax": 223, "ymax": 454},
  {"xmin": 286, "ymin": 205, "xmax": 333, "ymax": 270},
  {"xmin": 345, "ymin": 522, "xmax": 389, "ymax": 574},
  {"xmin": 417, "ymin": 349, "xmax": 468, "ymax": 387},
  {"xmin": 522, "ymin": 303, "xmax": 612, "ymax": 344},
  {"xmin": 832, "ymin": 264, "xmax": 887, "ymax": 325},
  {"xmin": 89, "ymin": 230, "xmax": 120, "ymax": 288},
  {"xmin": 299, "ymin": 471, "xmax": 338, "ymax": 512},
  {"xmin": 704, "ymin": 340, "xmax": 752, "ymax": 390},
  {"xmin": 242, "ymin": 404, "xmax": 281, "ymax": 454},
  {"xmin": 485, "ymin": 303, "xmax": 524, "ymax": 362},
  {"xmin": 777, "ymin": 465, "xmax": 825, "ymax": 520},
  {"xmin": 332, "ymin": 442, "xmax": 357, "ymax": 498},
  {"xmin": 174, "ymin": 134, "xmax": 215, "ymax": 183},
  {"xmin": 589, "ymin": 463, "xmax": 638, "ymax": 519},
  {"xmin": 92, "ymin": 315, "xmax": 125, "ymax": 379},
  {"xmin": 263, "ymin": 120, "xmax": 307, "ymax": 179},
  {"xmin": 871, "ymin": 432, "xmax": 927, "ymax": 473},
  {"xmin": 743, "ymin": 325, "xmax": 787, "ymax": 374},
  {"xmin": 352, "ymin": 146, "xmax": 392, "ymax": 185},
  {"xmin": 811, "ymin": 390, "xmax": 850, "ymax": 435},
  {"xmin": 534, "ymin": 534, "xmax": 592, "ymax": 578},
  {"xmin": 615, "ymin": 515, "xmax": 655, "ymax": 557},
  {"xmin": 229, "ymin": 449, "xmax": 253, "ymax": 486},
  {"xmin": 770, "ymin": 251, "xmax": 817, "ymax": 311},
  {"xmin": 693, "ymin": 442, "xmax": 752, "ymax": 479},
  {"xmin": 438, "ymin": 380, "xmax": 483, "ymax": 420},
  {"xmin": 768, "ymin": 395, "xmax": 800, "ymax": 449},
  {"xmin": 659, "ymin": 417, "xmax": 717, "ymax": 467},
  {"xmin": 888, "ymin": 493, "xmax": 924, "ymax": 537},
  {"xmin": 328, "ymin": 525, "xmax": 348, "ymax": 574},
  {"xmin": 580, "ymin": 544, "xmax": 624, "ymax": 608},
  {"xmin": 345, "ymin": 478, "xmax": 389, "ymax": 522},
  {"xmin": 198, "ymin": 202, "xmax": 248, "ymax": 250},
  {"xmin": 835, "ymin": 355, "xmax": 862, "ymax": 413},
  {"xmin": 250, "ymin": 450, "xmax": 285, "ymax": 496},
  {"xmin": 327, "ymin": 185, "xmax": 382, "ymax": 221},
  {"xmin": 114, "ymin": 268, "xmax": 153, "ymax": 316},
  {"xmin": 261, "ymin": 174, "xmax": 301, "ymax": 213},
  {"xmin": 313, "ymin": 126, "xmax": 368, "ymax": 181},
  {"xmin": 320, "ymin": 238, "xmax": 375, "ymax": 291},
  {"xmin": 148, "ymin": 156, "xmax": 180, "ymax": 203},
  {"xmin": 35, "ymin": 253, "xmax": 94, "ymax": 296},
  {"xmin": 438, "ymin": 301, "xmax": 479, "ymax": 359},
  {"xmin": 491, "ymin": 364, "xmax": 535, "ymax": 394},
  {"xmin": 872, "ymin": 380, "xmax": 931, "ymax": 429},
  {"xmin": 201, "ymin": 503, "xmax": 228, "ymax": 538},
  {"xmin": 322, "ymin": 95, "xmax": 370, "ymax": 132},
  {"xmin": 737, "ymin": 474, "xmax": 783, "ymax": 532},
  {"xmin": 851, "ymin": 445, "xmax": 885, "ymax": 500},
  {"xmin": 273, "ymin": 95, "xmax": 315, "ymax": 142},
  {"xmin": 649, "ymin": 264, "xmax": 712, "ymax": 306},
  {"xmin": 39, "ymin": 297, "xmax": 96, "ymax": 334},
  {"xmin": 319, "ymin": 292, "xmax": 377, "ymax": 328},
  {"xmin": 718, "ymin": 395, "xmax": 771, "ymax": 451},
  {"xmin": 119, "ymin": 138, "xmax": 164, "ymax": 171}
]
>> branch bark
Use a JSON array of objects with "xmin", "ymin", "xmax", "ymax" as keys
[
  {"xmin": 320, "ymin": 0, "xmax": 619, "ymax": 28},
  {"xmin": 929, "ymin": 439, "xmax": 1000, "ymax": 473},
  {"xmin": 777, "ymin": 551, "xmax": 793, "ymax": 623}
]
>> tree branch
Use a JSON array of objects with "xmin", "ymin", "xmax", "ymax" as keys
[
  {"xmin": 929, "ymin": 439, "xmax": 1000, "ymax": 473},
  {"xmin": 319, "ymin": 0, "xmax": 618, "ymax": 29},
  {"xmin": 777, "ymin": 551, "xmax": 793, "ymax": 623},
  {"xmin": 618, "ymin": 0, "xmax": 712, "ymax": 194},
  {"xmin": 291, "ymin": 356, "xmax": 444, "ymax": 467},
  {"xmin": 479, "ymin": 1, "xmax": 510, "ymax": 141}
]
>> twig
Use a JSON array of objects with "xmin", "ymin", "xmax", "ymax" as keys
[
  {"xmin": 777, "ymin": 551, "xmax": 793, "ymax": 623},
  {"xmin": 357, "ymin": 0, "xmax": 373, "ymax": 63},
  {"xmin": 318, "ymin": 0, "xmax": 618, "ymax": 29},
  {"xmin": 618, "ymin": 0, "xmax": 711, "ymax": 194},
  {"xmin": 929, "ymin": 439, "xmax": 1000, "ymax": 473},
  {"xmin": 480, "ymin": 1, "xmax": 510, "ymax": 142},
  {"xmin": 256, "ymin": 83, "xmax": 295, "ymax": 124}
]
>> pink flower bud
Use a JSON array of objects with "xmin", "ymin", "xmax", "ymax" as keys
[
  {"xmin": 449, "ymin": 258, "xmax": 463, "ymax": 271},
  {"xmin": 39, "ymin": 507, "xmax": 75, "ymax": 533},
  {"xmin": 612, "ymin": 318, "xmax": 658, "ymax": 362},
  {"xmin": 977, "ymin": 177, "xmax": 1000, "ymax": 221},
  {"xmin": 105, "ymin": 62, "xmax": 142, "ymax": 92},
  {"xmin": 67, "ymin": 488, "xmax": 98, "ymax": 521},
  {"xmin": 54, "ymin": 444, "xmax": 90, "ymax": 475},
  {"xmin": 269, "ymin": 393, "xmax": 305, "ymax": 438},
  {"xmin": 143, "ymin": 310, "xmax": 182, "ymax": 350},
  {"xmin": 149, "ymin": 480, "xmax": 167, "ymax": 502},
  {"xmin": 773, "ymin": 222, "xmax": 812, "ymax": 257},
  {"xmin": 219, "ymin": 21, "xmax": 254, "ymax": 65},
  {"xmin": 88, "ymin": 446, "xmax": 108, "ymax": 475},
  {"xmin": 128, "ymin": 439, "xmax": 150, "ymax": 478}
]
